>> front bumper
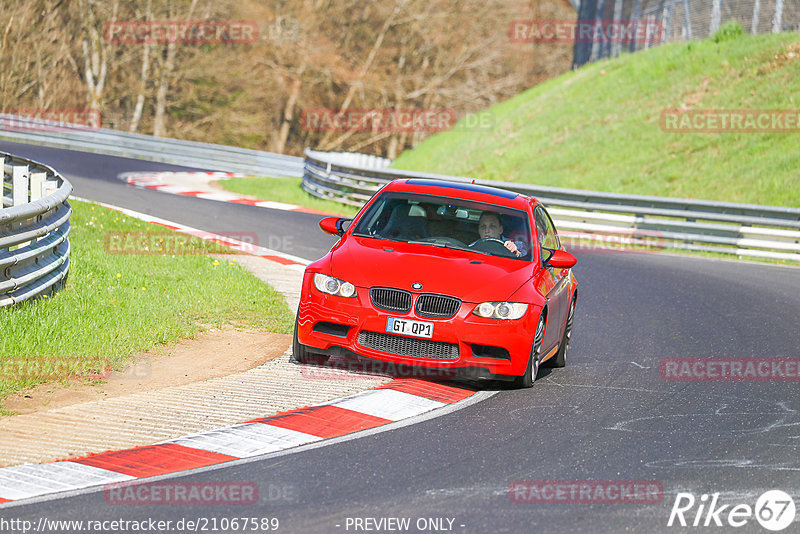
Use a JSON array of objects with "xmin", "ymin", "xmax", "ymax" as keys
[{"xmin": 296, "ymin": 274, "xmax": 537, "ymax": 378}]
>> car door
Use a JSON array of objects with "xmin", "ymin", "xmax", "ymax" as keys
[{"xmin": 534, "ymin": 205, "xmax": 570, "ymax": 352}]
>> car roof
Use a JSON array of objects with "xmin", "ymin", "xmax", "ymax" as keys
[{"xmin": 383, "ymin": 178, "xmax": 534, "ymax": 209}]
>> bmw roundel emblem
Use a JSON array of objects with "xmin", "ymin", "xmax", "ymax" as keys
[{"xmin": 411, "ymin": 282, "xmax": 423, "ymax": 290}]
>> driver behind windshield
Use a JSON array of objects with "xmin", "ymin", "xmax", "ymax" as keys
[{"xmin": 472, "ymin": 211, "xmax": 527, "ymax": 257}]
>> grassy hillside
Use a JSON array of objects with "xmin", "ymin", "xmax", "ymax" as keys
[{"xmin": 392, "ymin": 27, "xmax": 800, "ymax": 207}]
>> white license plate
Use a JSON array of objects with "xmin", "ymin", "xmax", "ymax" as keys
[{"xmin": 386, "ymin": 317, "xmax": 434, "ymax": 339}]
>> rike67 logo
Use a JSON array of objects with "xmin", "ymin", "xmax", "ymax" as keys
[{"xmin": 668, "ymin": 490, "xmax": 796, "ymax": 531}]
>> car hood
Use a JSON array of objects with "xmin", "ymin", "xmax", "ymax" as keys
[{"xmin": 330, "ymin": 236, "xmax": 533, "ymax": 302}]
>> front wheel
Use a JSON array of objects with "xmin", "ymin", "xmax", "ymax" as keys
[
  {"xmin": 292, "ymin": 312, "xmax": 328, "ymax": 364},
  {"xmin": 548, "ymin": 296, "xmax": 575, "ymax": 368},
  {"xmin": 513, "ymin": 313, "xmax": 545, "ymax": 388}
]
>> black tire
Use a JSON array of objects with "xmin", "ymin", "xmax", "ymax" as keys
[
  {"xmin": 549, "ymin": 296, "xmax": 575, "ymax": 368},
  {"xmin": 292, "ymin": 312, "xmax": 329, "ymax": 364},
  {"xmin": 513, "ymin": 313, "xmax": 545, "ymax": 388},
  {"xmin": 292, "ymin": 313, "xmax": 309, "ymax": 363}
]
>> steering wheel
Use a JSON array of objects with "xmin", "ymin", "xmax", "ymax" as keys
[{"xmin": 469, "ymin": 238, "xmax": 516, "ymax": 257}]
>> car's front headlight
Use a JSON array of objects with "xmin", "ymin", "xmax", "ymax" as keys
[
  {"xmin": 472, "ymin": 302, "xmax": 528, "ymax": 320},
  {"xmin": 313, "ymin": 273, "xmax": 357, "ymax": 298}
]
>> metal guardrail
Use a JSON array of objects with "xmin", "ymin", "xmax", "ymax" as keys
[
  {"xmin": 1, "ymin": 152, "xmax": 72, "ymax": 306},
  {"xmin": 303, "ymin": 148, "xmax": 800, "ymax": 262},
  {"xmin": 0, "ymin": 114, "xmax": 303, "ymax": 178}
]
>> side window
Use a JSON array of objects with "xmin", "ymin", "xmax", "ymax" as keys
[{"xmin": 534, "ymin": 206, "xmax": 560, "ymax": 264}]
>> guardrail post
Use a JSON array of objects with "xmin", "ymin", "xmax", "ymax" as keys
[
  {"xmin": 29, "ymin": 171, "xmax": 50, "ymax": 245},
  {"xmin": 12, "ymin": 164, "xmax": 29, "ymax": 206},
  {"xmin": 42, "ymin": 180, "xmax": 59, "ymax": 198},
  {"xmin": 29, "ymin": 171, "xmax": 47, "ymax": 202},
  {"xmin": 11, "ymin": 165, "xmax": 31, "ymax": 248},
  {"xmin": 0, "ymin": 155, "xmax": 6, "ymax": 209}
]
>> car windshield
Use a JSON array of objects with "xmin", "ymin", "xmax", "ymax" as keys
[{"xmin": 352, "ymin": 191, "xmax": 532, "ymax": 261}]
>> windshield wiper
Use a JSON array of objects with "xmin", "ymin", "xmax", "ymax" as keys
[
  {"xmin": 407, "ymin": 240, "xmax": 444, "ymax": 247},
  {"xmin": 444, "ymin": 242, "xmax": 474, "ymax": 253},
  {"xmin": 356, "ymin": 234, "xmax": 414, "ymax": 245},
  {"xmin": 407, "ymin": 240, "xmax": 488, "ymax": 254}
]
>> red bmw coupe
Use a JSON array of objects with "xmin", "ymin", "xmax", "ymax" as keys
[{"xmin": 293, "ymin": 178, "xmax": 577, "ymax": 387}]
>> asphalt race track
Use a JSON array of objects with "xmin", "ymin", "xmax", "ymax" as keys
[
  {"xmin": 2, "ymin": 140, "xmax": 799, "ymax": 533},
  {"xmin": 0, "ymin": 140, "xmax": 337, "ymax": 262}
]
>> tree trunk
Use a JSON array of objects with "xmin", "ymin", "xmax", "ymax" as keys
[
  {"xmin": 274, "ymin": 67, "xmax": 304, "ymax": 154},
  {"xmin": 129, "ymin": 43, "xmax": 151, "ymax": 133},
  {"xmin": 317, "ymin": 5, "xmax": 400, "ymax": 148},
  {"xmin": 152, "ymin": 41, "xmax": 174, "ymax": 137},
  {"xmin": 80, "ymin": 0, "xmax": 117, "ymax": 129},
  {"xmin": 152, "ymin": 0, "xmax": 198, "ymax": 137},
  {"xmin": 129, "ymin": 0, "xmax": 153, "ymax": 133}
]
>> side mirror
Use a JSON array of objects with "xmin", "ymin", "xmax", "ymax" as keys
[
  {"xmin": 546, "ymin": 249, "xmax": 577, "ymax": 269},
  {"xmin": 319, "ymin": 217, "xmax": 352, "ymax": 237}
]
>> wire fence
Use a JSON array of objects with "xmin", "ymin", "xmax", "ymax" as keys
[{"xmin": 573, "ymin": 0, "xmax": 800, "ymax": 66}]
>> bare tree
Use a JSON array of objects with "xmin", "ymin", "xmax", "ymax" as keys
[
  {"xmin": 79, "ymin": 0, "xmax": 119, "ymax": 127},
  {"xmin": 1, "ymin": 0, "xmax": 574, "ymax": 154},
  {"xmin": 152, "ymin": 0, "xmax": 199, "ymax": 137},
  {"xmin": 129, "ymin": 0, "xmax": 153, "ymax": 133}
]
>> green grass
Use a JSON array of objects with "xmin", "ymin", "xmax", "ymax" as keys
[
  {"xmin": 218, "ymin": 176, "xmax": 361, "ymax": 217},
  {"xmin": 0, "ymin": 200, "xmax": 294, "ymax": 405},
  {"xmin": 392, "ymin": 28, "xmax": 800, "ymax": 207}
]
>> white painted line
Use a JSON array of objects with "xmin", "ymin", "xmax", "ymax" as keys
[
  {"xmin": 154, "ymin": 185, "xmax": 199, "ymax": 194},
  {"xmin": 324, "ymin": 389, "xmax": 446, "ymax": 421},
  {"xmin": 166, "ymin": 423, "xmax": 322, "ymax": 458},
  {"xmin": 126, "ymin": 179, "xmax": 161, "ymax": 186},
  {"xmin": 118, "ymin": 171, "xmax": 330, "ymax": 215},
  {"xmin": 0, "ymin": 462, "xmax": 134, "ymax": 500},
  {"xmin": 194, "ymin": 192, "xmax": 242, "ymax": 202},
  {"xmin": 255, "ymin": 200, "xmax": 303, "ymax": 210}
]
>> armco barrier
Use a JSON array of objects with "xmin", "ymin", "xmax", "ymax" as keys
[
  {"xmin": 0, "ymin": 114, "xmax": 303, "ymax": 178},
  {"xmin": 1, "ymin": 152, "xmax": 72, "ymax": 306},
  {"xmin": 303, "ymin": 149, "xmax": 800, "ymax": 262}
]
